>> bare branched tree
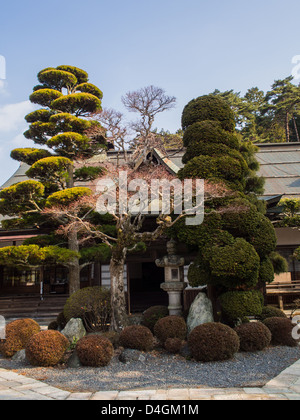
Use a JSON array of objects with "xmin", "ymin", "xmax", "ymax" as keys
[
  {"xmin": 88, "ymin": 108, "xmax": 132, "ymax": 162},
  {"xmin": 122, "ymin": 86, "xmax": 176, "ymax": 162}
]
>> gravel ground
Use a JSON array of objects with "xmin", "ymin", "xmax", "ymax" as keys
[{"xmin": 1, "ymin": 346, "xmax": 300, "ymax": 393}]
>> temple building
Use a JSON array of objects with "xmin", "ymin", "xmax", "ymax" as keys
[{"xmin": 0, "ymin": 142, "xmax": 300, "ymax": 319}]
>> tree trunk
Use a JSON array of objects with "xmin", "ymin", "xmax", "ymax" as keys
[
  {"xmin": 66, "ymin": 164, "xmax": 74, "ymax": 189},
  {"xmin": 68, "ymin": 228, "xmax": 80, "ymax": 295},
  {"xmin": 285, "ymin": 112, "xmax": 290, "ymax": 142},
  {"xmin": 110, "ymin": 252, "xmax": 129, "ymax": 332},
  {"xmin": 293, "ymin": 116, "xmax": 300, "ymax": 142}
]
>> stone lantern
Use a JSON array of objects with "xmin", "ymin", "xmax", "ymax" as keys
[{"xmin": 155, "ymin": 239, "xmax": 187, "ymax": 316}]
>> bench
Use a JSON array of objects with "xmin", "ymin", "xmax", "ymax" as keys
[{"xmin": 266, "ymin": 282, "xmax": 300, "ymax": 310}]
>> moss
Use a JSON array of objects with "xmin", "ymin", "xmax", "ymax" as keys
[{"xmin": 182, "ymin": 95, "xmax": 236, "ymax": 132}]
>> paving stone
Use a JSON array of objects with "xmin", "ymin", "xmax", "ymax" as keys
[
  {"xmin": 90, "ymin": 391, "xmax": 119, "ymax": 400},
  {"xmin": 66, "ymin": 393, "xmax": 93, "ymax": 400}
]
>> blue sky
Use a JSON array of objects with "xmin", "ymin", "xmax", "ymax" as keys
[{"xmin": 0, "ymin": 0, "xmax": 300, "ymax": 185}]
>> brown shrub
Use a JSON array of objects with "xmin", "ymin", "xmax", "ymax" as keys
[
  {"xmin": 0, "ymin": 319, "xmax": 40, "ymax": 358},
  {"xmin": 76, "ymin": 335, "xmax": 114, "ymax": 367},
  {"xmin": 142, "ymin": 306, "xmax": 169, "ymax": 332},
  {"xmin": 164, "ymin": 338, "xmax": 184, "ymax": 354},
  {"xmin": 154, "ymin": 316, "xmax": 187, "ymax": 345},
  {"xmin": 26, "ymin": 330, "xmax": 69, "ymax": 367},
  {"xmin": 234, "ymin": 322, "xmax": 272, "ymax": 352},
  {"xmin": 119, "ymin": 325, "xmax": 154, "ymax": 352},
  {"xmin": 263, "ymin": 317, "xmax": 299, "ymax": 347},
  {"xmin": 188, "ymin": 323, "xmax": 240, "ymax": 362}
]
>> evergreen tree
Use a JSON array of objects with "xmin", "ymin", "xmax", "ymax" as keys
[
  {"xmin": 0, "ymin": 66, "xmax": 109, "ymax": 294},
  {"xmin": 172, "ymin": 94, "xmax": 286, "ymax": 325}
]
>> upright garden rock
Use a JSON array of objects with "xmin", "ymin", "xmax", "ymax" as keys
[
  {"xmin": 61, "ymin": 318, "xmax": 86, "ymax": 343},
  {"xmin": 187, "ymin": 293, "xmax": 214, "ymax": 334}
]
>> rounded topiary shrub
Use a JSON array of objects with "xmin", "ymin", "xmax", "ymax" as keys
[
  {"xmin": 219, "ymin": 290, "xmax": 264, "ymax": 322},
  {"xmin": 76, "ymin": 335, "xmax": 114, "ymax": 367},
  {"xmin": 258, "ymin": 307, "xmax": 287, "ymax": 322},
  {"xmin": 188, "ymin": 323, "xmax": 240, "ymax": 362},
  {"xmin": 0, "ymin": 319, "xmax": 40, "ymax": 358},
  {"xmin": 142, "ymin": 306, "xmax": 169, "ymax": 332},
  {"xmin": 154, "ymin": 316, "xmax": 187, "ymax": 345},
  {"xmin": 263, "ymin": 317, "xmax": 299, "ymax": 347},
  {"xmin": 64, "ymin": 286, "xmax": 111, "ymax": 332},
  {"xmin": 234, "ymin": 322, "xmax": 272, "ymax": 352},
  {"xmin": 26, "ymin": 330, "xmax": 69, "ymax": 367},
  {"xmin": 119, "ymin": 325, "xmax": 154, "ymax": 352},
  {"xmin": 181, "ymin": 95, "xmax": 236, "ymax": 132},
  {"xmin": 164, "ymin": 338, "xmax": 184, "ymax": 354}
]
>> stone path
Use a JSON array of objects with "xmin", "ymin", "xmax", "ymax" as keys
[{"xmin": 0, "ymin": 359, "xmax": 300, "ymax": 400}]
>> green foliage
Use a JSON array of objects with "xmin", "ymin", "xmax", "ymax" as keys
[
  {"xmin": 0, "ymin": 180, "xmax": 45, "ymax": 216},
  {"xmin": 76, "ymin": 83, "xmax": 103, "ymax": 99},
  {"xmin": 178, "ymin": 154, "xmax": 247, "ymax": 191},
  {"xmin": 74, "ymin": 166, "xmax": 104, "ymax": 182},
  {"xmin": 11, "ymin": 148, "xmax": 52, "ymax": 165},
  {"xmin": 0, "ymin": 244, "xmax": 78, "ymax": 269},
  {"xmin": 269, "ymin": 251, "xmax": 288, "ymax": 275},
  {"xmin": 38, "ymin": 69, "xmax": 78, "ymax": 90},
  {"xmin": 29, "ymin": 89, "xmax": 63, "ymax": 107},
  {"xmin": 51, "ymin": 92, "xmax": 102, "ymax": 116},
  {"xmin": 258, "ymin": 306, "xmax": 287, "ymax": 321},
  {"xmin": 26, "ymin": 156, "xmax": 73, "ymax": 187},
  {"xmin": 46, "ymin": 187, "xmax": 92, "ymax": 207},
  {"xmin": 47, "ymin": 132, "xmax": 90, "ymax": 157},
  {"xmin": 49, "ymin": 113, "xmax": 97, "ymax": 134},
  {"xmin": 80, "ymin": 244, "xmax": 112, "ymax": 264},
  {"xmin": 141, "ymin": 306, "xmax": 169, "ymax": 332},
  {"xmin": 25, "ymin": 109, "xmax": 54, "ymax": 123},
  {"xmin": 182, "ymin": 95, "xmax": 236, "ymax": 132},
  {"xmin": 64, "ymin": 287, "xmax": 111, "ymax": 332},
  {"xmin": 259, "ymin": 258, "xmax": 275, "ymax": 284},
  {"xmin": 56, "ymin": 65, "xmax": 89, "ymax": 84},
  {"xmin": 182, "ymin": 120, "xmax": 239, "ymax": 150},
  {"xmin": 219, "ymin": 290, "xmax": 264, "ymax": 321},
  {"xmin": 207, "ymin": 238, "xmax": 260, "ymax": 288}
]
